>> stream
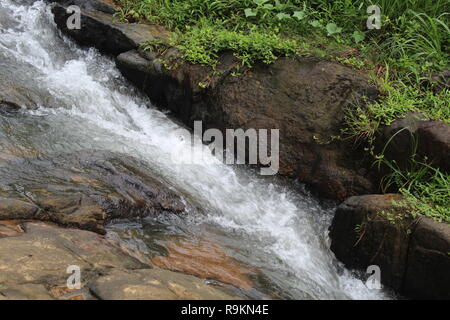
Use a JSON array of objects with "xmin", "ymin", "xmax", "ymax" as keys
[{"xmin": 0, "ymin": 0, "xmax": 390, "ymax": 299}]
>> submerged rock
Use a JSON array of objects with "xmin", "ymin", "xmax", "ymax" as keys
[
  {"xmin": 329, "ymin": 194, "xmax": 450, "ymax": 299},
  {"xmin": 0, "ymin": 80, "xmax": 40, "ymax": 110}
]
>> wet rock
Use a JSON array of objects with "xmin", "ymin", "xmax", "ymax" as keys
[
  {"xmin": 377, "ymin": 113, "xmax": 450, "ymax": 172},
  {"xmin": 403, "ymin": 217, "xmax": 450, "ymax": 299},
  {"xmin": 329, "ymin": 194, "xmax": 450, "ymax": 299},
  {"xmin": 430, "ymin": 70, "xmax": 450, "ymax": 93},
  {"xmin": 0, "ymin": 80, "xmax": 39, "ymax": 110},
  {"xmin": 89, "ymin": 268, "xmax": 240, "ymax": 300},
  {"xmin": 0, "ymin": 221, "xmax": 145, "ymax": 293},
  {"xmin": 52, "ymin": 1, "xmax": 169, "ymax": 55},
  {"xmin": 0, "ymin": 150, "xmax": 189, "ymax": 234},
  {"xmin": 0, "ymin": 198, "xmax": 39, "ymax": 220},
  {"xmin": 0, "ymin": 221, "xmax": 237, "ymax": 300},
  {"xmin": 152, "ymin": 240, "xmax": 254, "ymax": 290}
]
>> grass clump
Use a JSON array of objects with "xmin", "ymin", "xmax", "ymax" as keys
[{"xmin": 170, "ymin": 23, "xmax": 299, "ymax": 67}]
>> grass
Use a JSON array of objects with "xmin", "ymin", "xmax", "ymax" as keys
[{"xmin": 113, "ymin": 0, "xmax": 450, "ymax": 222}]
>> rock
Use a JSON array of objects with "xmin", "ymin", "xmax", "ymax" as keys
[
  {"xmin": 0, "ymin": 79, "xmax": 40, "ymax": 110},
  {"xmin": 0, "ymin": 221, "xmax": 238, "ymax": 300},
  {"xmin": 416, "ymin": 121, "xmax": 450, "ymax": 172},
  {"xmin": 152, "ymin": 239, "xmax": 254, "ymax": 290},
  {"xmin": 52, "ymin": 1, "xmax": 169, "ymax": 55},
  {"xmin": 430, "ymin": 70, "xmax": 450, "ymax": 93},
  {"xmin": 0, "ymin": 220, "xmax": 24, "ymax": 238},
  {"xmin": 378, "ymin": 113, "xmax": 450, "ymax": 172},
  {"xmin": 0, "ymin": 198, "xmax": 39, "ymax": 220},
  {"xmin": 403, "ymin": 217, "xmax": 450, "ymax": 299},
  {"xmin": 117, "ymin": 50, "xmax": 379, "ymax": 199},
  {"xmin": 0, "ymin": 150, "xmax": 189, "ymax": 234},
  {"xmin": 329, "ymin": 194, "xmax": 450, "ymax": 299},
  {"xmin": 0, "ymin": 221, "xmax": 144, "ymax": 293},
  {"xmin": 0, "ymin": 284, "xmax": 54, "ymax": 300},
  {"xmin": 89, "ymin": 268, "xmax": 240, "ymax": 300},
  {"xmin": 329, "ymin": 194, "xmax": 411, "ymax": 290}
]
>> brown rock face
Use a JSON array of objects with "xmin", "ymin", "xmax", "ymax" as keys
[
  {"xmin": 378, "ymin": 113, "xmax": 450, "ymax": 173},
  {"xmin": 0, "ymin": 150, "xmax": 188, "ymax": 234},
  {"xmin": 152, "ymin": 240, "xmax": 254, "ymax": 290},
  {"xmin": 0, "ymin": 221, "xmax": 238, "ymax": 300},
  {"xmin": 52, "ymin": 1, "xmax": 169, "ymax": 56},
  {"xmin": 329, "ymin": 194, "xmax": 450, "ymax": 299},
  {"xmin": 89, "ymin": 268, "xmax": 240, "ymax": 300},
  {"xmin": 0, "ymin": 221, "xmax": 145, "ymax": 291},
  {"xmin": 403, "ymin": 217, "xmax": 450, "ymax": 299}
]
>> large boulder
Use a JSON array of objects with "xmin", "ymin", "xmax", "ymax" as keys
[
  {"xmin": 0, "ymin": 221, "xmax": 238, "ymax": 300},
  {"xmin": 0, "ymin": 150, "xmax": 188, "ymax": 234},
  {"xmin": 329, "ymin": 194, "xmax": 450, "ymax": 299},
  {"xmin": 51, "ymin": 0, "xmax": 169, "ymax": 55},
  {"xmin": 89, "ymin": 268, "xmax": 240, "ymax": 300},
  {"xmin": 377, "ymin": 113, "xmax": 450, "ymax": 173},
  {"xmin": 403, "ymin": 217, "xmax": 450, "ymax": 299}
]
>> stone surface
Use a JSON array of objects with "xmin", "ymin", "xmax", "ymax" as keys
[
  {"xmin": 377, "ymin": 113, "xmax": 450, "ymax": 173},
  {"xmin": 329, "ymin": 194, "xmax": 450, "ymax": 299},
  {"xmin": 0, "ymin": 79, "xmax": 40, "ymax": 110},
  {"xmin": 89, "ymin": 268, "xmax": 240, "ymax": 300},
  {"xmin": 0, "ymin": 221, "xmax": 240, "ymax": 300},
  {"xmin": 52, "ymin": 1, "xmax": 169, "ymax": 55},
  {"xmin": 0, "ymin": 221, "xmax": 144, "ymax": 291},
  {"xmin": 152, "ymin": 239, "xmax": 254, "ymax": 290},
  {"xmin": 403, "ymin": 217, "xmax": 450, "ymax": 299},
  {"xmin": 0, "ymin": 150, "xmax": 188, "ymax": 234}
]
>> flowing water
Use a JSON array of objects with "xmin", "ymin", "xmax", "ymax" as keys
[{"xmin": 0, "ymin": 0, "xmax": 390, "ymax": 299}]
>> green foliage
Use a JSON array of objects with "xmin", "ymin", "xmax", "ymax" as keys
[
  {"xmin": 170, "ymin": 22, "xmax": 298, "ymax": 67},
  {"xmin": 385, "ymin": 160, "xmax": 450, "ymax": 223}
]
